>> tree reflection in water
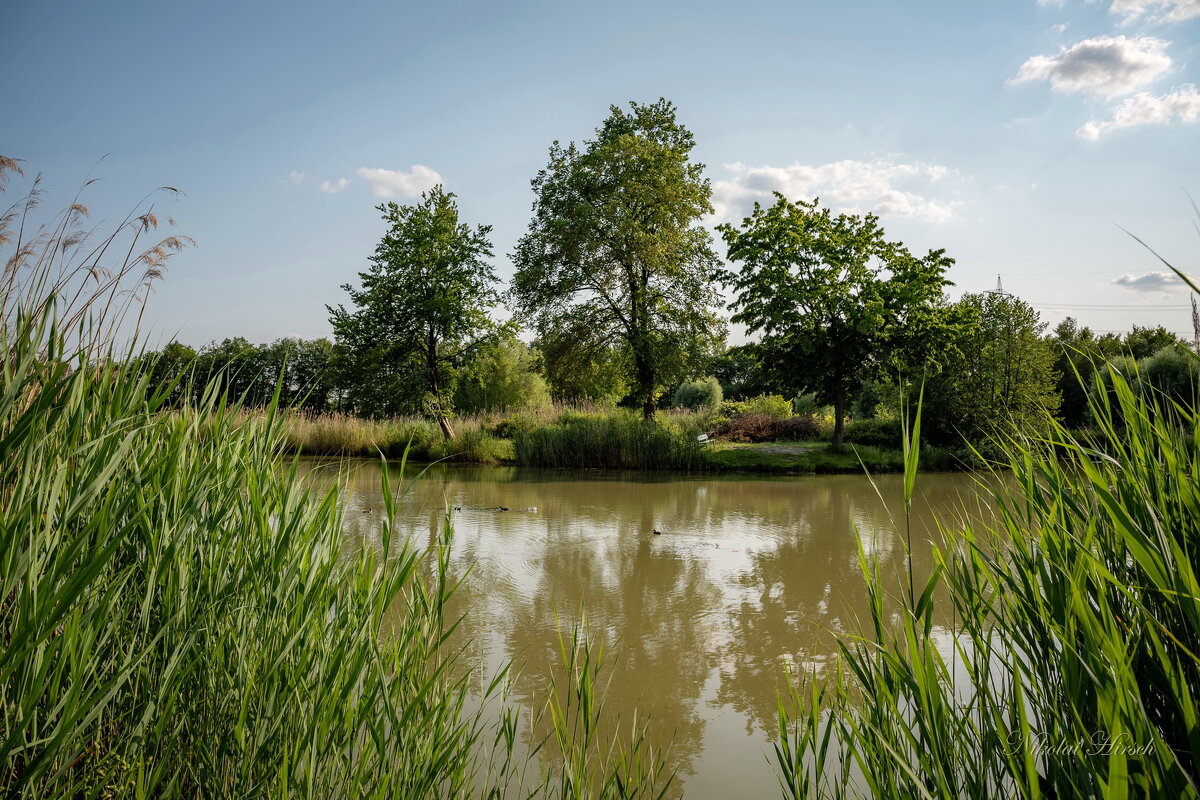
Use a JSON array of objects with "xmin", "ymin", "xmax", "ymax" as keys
[{"xmin": 303, "ymin": 460, "xmax": 993, "ymax": 799}]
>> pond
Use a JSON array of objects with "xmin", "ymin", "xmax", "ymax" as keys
[{"xmin": 299, "ymin": 459, "xmax": 995, "ymax": 799}]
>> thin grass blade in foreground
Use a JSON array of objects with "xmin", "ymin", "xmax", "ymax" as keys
[{"xmin": 777, "ymin": 363, "xmax": 1200, "ymax": 798}]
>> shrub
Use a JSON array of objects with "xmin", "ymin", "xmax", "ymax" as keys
[
  {"xmin": 712, "ymin": 413, "xmax": 820, "ymax": 443},
  {"xmin": 776, "ymin": 415, "xmax": 821, "ymax": 440},
  {"xmin": 1140, "ymin": 344, "xmax": 1199, "ymax": 407},
  {"xmin": 673, "ymin": 376, "xmax": 723, "ymax": 410},
  {"xmin": 792, "ymin": 392, "xmax": 822, "ymax": 417},
  {"xmin": 735, "ymin": 393, "xmax": 793, "ymax": 419},
  {"xmin": 843, "ymin": 417, "xmax": 904, "ymax": 448}
]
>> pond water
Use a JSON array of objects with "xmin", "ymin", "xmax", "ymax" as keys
[{"xmin": 298, "ymin": 459, "xmax": 995, "ymax": 799}]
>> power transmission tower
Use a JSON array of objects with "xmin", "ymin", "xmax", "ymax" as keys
[{"xmin": 986, "ymin": 275, "xmax": 1010, "ymax": 296}]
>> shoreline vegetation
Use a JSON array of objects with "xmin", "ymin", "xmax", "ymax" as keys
[
  {"xmin": 270, "ymin": 406, "xmax": 969, "ymax": 473},
  {"xmin": 5, "ymin": 132, "xmax": 1200, "ymax": 796}
]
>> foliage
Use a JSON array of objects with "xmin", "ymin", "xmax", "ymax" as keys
[
  {"xmin": 923, "ymin": 292, "xmax": 1060, "ymax": 447},
  {"xmin": 721, "ymin": 393, "xmax": 794, "ymax": 420},
  {"xmin": 1125, "ymin": 323, "xmax": 1182, "ymax": 359},
  {"xmin": 536, "ymin": 327, "xmax": 630, "ymax": 406},
  {"xmin": 777, "ymin": 364, "xmax": 1200, "ymax": 799},
  {"xmin": 512, "ymin": 410, "xmax": 704, "ymax": 469},
  {"xmin": 456, "ymin": 332, "xmax": 552, "ymax": 414},
  {"xmin": 673, "ymin": 376, "xmax": 723, "ymax": 410},
  {"xmin": 719, "ymin": 194, "xmax": 962, "ymax": 448},
  {"xmin": 510, "ymin": 99, "xmax": 726, "ymax": 421},
  {"xmin": 709, "ymin": 343, "xmax": 775, "ymax": 400},
  {"xmin": 842, "ymin": 416, "xmax": 904, "ymax": 447},
  {"xmin": 329, "ymin": 186, "xmax": 499, "ymax": 434},
  {"xmin": 711, "ymin": 414, "xmax": 820, "ymax": 443},
  {"xmin": 1140, "ymin": 344, "xmax": 1199, "ymax": 407}
]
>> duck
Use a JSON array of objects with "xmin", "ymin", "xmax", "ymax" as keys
[{"xmin": 652, "ymin": 529, "xmax": 663, "ymax": 536}]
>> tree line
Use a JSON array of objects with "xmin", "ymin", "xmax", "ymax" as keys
[{"xmin": 143, "ymin": 98, "xmax": 1199, "ymax": 450}]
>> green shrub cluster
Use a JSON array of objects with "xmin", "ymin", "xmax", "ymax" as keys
[
  {"xmin": 673, "ymin": 376, "xmax": 723, "ymax": 410},
  {"xmin": 718, "ymin": 393, "xmax": 794, "ymax": 420}
]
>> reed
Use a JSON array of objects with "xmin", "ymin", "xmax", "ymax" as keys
[
  {"xmin": 0, "ymin": 160, "xmax": 669, "ymax": 799},
  {"xmin": 512, "ymin": 410, "xmax": 704, "ymax": 470},
  {"xmin": 776, "ymin": 363, "xmax": 1200, "ymax": 797}
]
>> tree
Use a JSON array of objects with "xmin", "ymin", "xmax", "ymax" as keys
[
  {"xmin": 718, "ymin": 194, "xmax": 960, "ymax": 448},
  {"xmin": 455, "ymin": 332, "xmax": 551, "ymax": 414},
  {"xmin": 1125, "ymin": 324, "xmax": 1181, "ymax": 359},
  {"xmin": 536, "ymin": 326, "xmax": 630, "ymax": 406},
  {"xmin": 924, "ymin": 293, "xmax": 1060, "ymax": 445},
  {"xmin": 329, "ymin": 187, "xmax": 498, "ymax": 435},
  {"xmin": 1048, "ymin": 317, "xmax": 1102, "ymax": 429},
  {"xmin": 509, "ymin": 99, "xmax": 726, "ymax": 421}
]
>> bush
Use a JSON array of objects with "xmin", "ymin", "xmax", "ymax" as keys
[
  {"xmin": 673, "ymin": 376, "xmax": 723, "ymax": 410},
  {"xmin": 712, "ymin": 413, "xmax": 820, "ymax": 443},
  {"xmin": 792, "ymin": 392, "xmax": 822, "ymax": 417},
  {"xmin": 843, "ymin": 417, "xmax": 904, "ymax": 448},
  {"xmin": 1140, "ymin": 344, "xmax": 1199, "ymax": 407}
]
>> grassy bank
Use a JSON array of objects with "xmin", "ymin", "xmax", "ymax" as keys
[{"xmin": 274, "ymin": 407, "xmax": 960, "ymax": 473}]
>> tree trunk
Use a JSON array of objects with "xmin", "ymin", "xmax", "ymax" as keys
[
  {"xmin": 427, "ymin": 329, "xmax": 454, "ymax": 439},
  {"xmin": 634, "ymin": 349, "xmax": 656, "ymax": 423},
  {"xmin": 832, "ymin": 387, "xmax": 847, "ymax": 449}
]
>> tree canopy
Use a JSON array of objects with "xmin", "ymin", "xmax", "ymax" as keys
[
  {"xmin": 509, "ymin": 99, "xmax": 726, "ymax": 421},
  {"xmin": 718, "ymin": 194, "xmax": 960, "ymax": 447},
  {"xmin": 328, "ymin": 186, "xmax": 498, "ymax": 434},
  {"xmin": 923, "ymin": 292, "xmax": 1060, "ymax": 445}
]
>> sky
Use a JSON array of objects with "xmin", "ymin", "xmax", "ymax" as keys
[{"xmin": 5, "ymin": 0, "xmax": 1199, "ymax": 348}]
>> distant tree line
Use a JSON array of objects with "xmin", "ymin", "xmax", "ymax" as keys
[{"xmin": 140, "ymin": 98, "xmax": 1199, "ymax": 451}]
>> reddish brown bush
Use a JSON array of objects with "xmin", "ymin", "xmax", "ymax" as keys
[{"xmin": 712, "ymin": 413, "xmax": 821, "ymax": 443}]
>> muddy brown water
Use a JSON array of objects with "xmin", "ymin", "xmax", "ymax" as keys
[{"xmin": 298, "ymin": 459, "xmax": 996, "ymax": 798}]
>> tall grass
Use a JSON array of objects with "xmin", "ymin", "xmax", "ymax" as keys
[
  {"xmin": 1, "ymin": 160, "xmax": 672, "ymax": 799},
  {"xmin": 512, "ymin": 410, "xmax": 704, "ymax": 470},
  {"xmin": 776, "ymin": 366, "xmax": 1200, "ymax": 797}
]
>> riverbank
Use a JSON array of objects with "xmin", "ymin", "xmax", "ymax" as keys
[{"xmin": 274, "ymin": 409, "xmax": 969, "ymax": 473}]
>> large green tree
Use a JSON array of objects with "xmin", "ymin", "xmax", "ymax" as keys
[
  {"xmin": 329, "ymin": 186, "xmax": 498, "ymax": 435},
  {"xmin": 509, "ymin": 99, "xmax": 726, "ymax": 421},
  {"xmin": 718, "ymin": 194, "xmax": 960, "ymax": 447},
  {"xmin": 925, "ymin": 292, "xmax": 1060, "ymax": 446}
]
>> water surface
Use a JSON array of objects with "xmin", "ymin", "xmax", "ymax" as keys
[{"xmin": 299, "ymin": 460, "xmax": 993, "ymax": 798}]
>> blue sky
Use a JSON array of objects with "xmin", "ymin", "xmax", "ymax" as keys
[{"xmin": 6, "ymin": 0, "xmax": 1199, "ymax": 347}]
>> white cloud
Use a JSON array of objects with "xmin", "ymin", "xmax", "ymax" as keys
[
  {"xmin": 710, "ymin": 159, "xmax": 961, "ymax": 225},
  {"xmin": 288, "ymin": 171, "xmax": 307, "ymax": 184},
  {"xmin": 1110, "ymin": 0, "xmax": 1200, "ymax": 24},
  {"xmin": 1111, "ymin": 270, "xmax": 1195, "ymax": 292},
  {"xmin": 319, "ymin": 177, "xmax": 350, "ymax": 194},
  {"xmin": 1010, "ymin": 35, "xmax": 1172, "ymax": 98},
  {"xmin": 355, "ymin": 165, "xmax": 442, "ymax": 198},
  {"xmin": 1077, "ymin": 84, "xmax": 1200, "ymax": 138}
]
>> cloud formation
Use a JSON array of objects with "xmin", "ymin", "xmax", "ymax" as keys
[
  {"xmin": 1077, "ymin": 84, "xmax": 1200, "ymax": 138},
  {"xmin": 356, "ymin": 165, "xmax": 442, "ymax": 198},
  {"xmin": 319, "ymin": 177, "xmax": 350, "ymax": 194},
  {"xmin": 288, "ymin": 170, "xmax": 307, "ymax": 184},
  {"xmin": 1011, "ymin": 35, "xmax": 1172, "ymax": 98},
  {"xmin": 1111, "ymin": 270, "xmax": 1192, "ymax": 292},
  {"xmin": 1110, "ymin": 0, "xmax": 1200, "ymax": 24},
  {"xmin": 711, "ymin": 159, "xmax": 960, "ymax": 225}
]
